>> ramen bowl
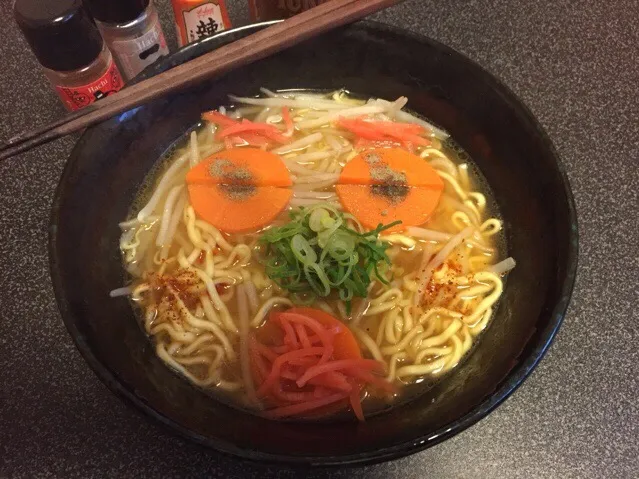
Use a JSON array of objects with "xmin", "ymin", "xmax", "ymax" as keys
[{"xmin": 49, "ymin": 21, "xmax": 577, "ymax": 466}]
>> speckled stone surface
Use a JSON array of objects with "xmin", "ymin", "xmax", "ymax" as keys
[{"xmin": 1, "ymin": 0, "xmax": 637, "ymax": 477}]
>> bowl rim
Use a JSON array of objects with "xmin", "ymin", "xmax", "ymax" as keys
[{"xmin": 49, "ymin": 20, "xmax": 579, "ymax": 467}]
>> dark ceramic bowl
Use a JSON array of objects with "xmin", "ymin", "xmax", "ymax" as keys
[{"xmin": 49, "ymin": 21, "xmax": 578, "ymax": 466}]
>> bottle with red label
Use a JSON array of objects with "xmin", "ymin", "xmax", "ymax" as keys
[
  {"xmin": 14, "ymin": 0, "xmax": 124, "ymax": 111},
  {"xmin": 171, "ymin": 0, "xmax": 232, "ymax": 47},
  {"xmin": 249, "ymin": 0, "xmax": 331, "ymax": 21}
]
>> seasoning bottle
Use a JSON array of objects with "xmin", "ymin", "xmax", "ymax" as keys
[
  {"xmin": 171, "ymin": 0, "xmax": 232, "ymax": 47},
  {"xmin": 84, "ymin": 0, "xmax": 169, "ymax": 81},
  {"xmin": 249, "ymin": 0, "xmax": 330, "ymax": 21},
  {"xmin": 14, "ymin": 0, "xmax": 124, "ymax": 112}
]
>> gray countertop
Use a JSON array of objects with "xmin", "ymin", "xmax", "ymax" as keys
[{"xmin": 1, "ymin": 0, "xmax": 637, "ymax": 477}]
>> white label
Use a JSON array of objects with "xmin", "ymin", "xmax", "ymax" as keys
[
  {"xmin": 183, "ymin": 3, "xmax": 226, "ymax": 43},
  {"xmin": 110, "ymin": 21, "xmax": 169, "ymax": 79}
]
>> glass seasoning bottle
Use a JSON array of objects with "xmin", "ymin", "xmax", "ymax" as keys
[
  {"xmin": 14, "ymin": 0, "xmax": 124, "ymax": 112},
  {"xmin": 84, "ymin": 0, "xmax": 170, "ymax": 81},
  {"xmin": 248, "ymin": 0, "xmax": 331, "ymax": 21},
  {"xmin": 171, "ymin": 0, "xmax": 232, "ymax": 47}
]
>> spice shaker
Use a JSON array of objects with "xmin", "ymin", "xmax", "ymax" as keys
[
  {"xmin": 171, "ymin": 0, "xmax": 232, "ymax": 47},
  {"xmin": 14, "ymin": 0, "xmax": 124, "ymax": 111},
  {"xmin": 249, "ymin": 0, "xmax": 330, "ymax": 21},
  {"xmin": 84, "ymin": 0, "xmax": 169, "ymax": 81}
]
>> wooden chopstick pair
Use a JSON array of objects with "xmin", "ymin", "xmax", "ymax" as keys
[{"xmin": 0, "ymin": 0, "xmax": 402, "ymax": 161}]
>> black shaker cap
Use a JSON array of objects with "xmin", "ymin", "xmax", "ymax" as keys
[
  {"xmin": 14, "ymin": 0, "xmax": 104, "ymax": 72},
  {"xmin": 84, "ymin": 0, "xmax": 149, "ymax": 24}
]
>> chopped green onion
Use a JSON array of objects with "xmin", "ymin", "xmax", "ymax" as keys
[
  {"xmin": 291, "ymin": 234, "xmax": 317, "ymax": 265},
  {"xmin": 259, "ymin": 204, "xmax": 399, "ymax": 309}
]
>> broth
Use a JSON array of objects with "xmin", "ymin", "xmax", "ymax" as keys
[{"xmin": 116, "ymin": 90, "xmax": 513, "ymax": 420}]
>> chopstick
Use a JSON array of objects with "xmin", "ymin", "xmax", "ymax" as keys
[{"xmin": 0, "ymin": 0, "xmax": 402, "ymax": 161}]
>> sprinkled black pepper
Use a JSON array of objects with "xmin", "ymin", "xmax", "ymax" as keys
[
  {"xmin": 219, "ymin": 184, "xmax": 256, "ymax": 201},
  {"xmin": 209, "ymin": 158, "xmax": 256, "ymax": 201},
  {"xmin": 365, "ymin": 153, "xmax": 409, "ymax": 203}
]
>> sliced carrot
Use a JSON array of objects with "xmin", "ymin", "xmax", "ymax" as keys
[
  {"xmin": 203, "ymin": 110, "xmax": 291, "ymax": 147},
  {"xmin": 296, "ymin": 359, "xmax": 383, "ymax": 387},
  {"xmin": 287, "ymin": 307, "xmax": 361, "ymax": 360},
  {"xmin": 336, "ymin": 148, "xmax": 444, "ymax": 231},
  {"xmin": 313, "ymin": 386, "xmax": 332, "ymax": 398},
  {"xmin": 288, "ymin": 357, "xmax": 319, "ymax": 367},
  {"xmin": 307, "ymin": 372, "xmax": 352, "ymax": 392},
  {"xmin": 336, "ymin": 184, "xmax": 441, "ymax": 232},
  {"xmin": 186, "ymin": 148, "xmax": 292, "ymax": 187},
  {"xmin": 347, "ymin": 369, "xmax": 398, "ymax": 395},
  {"xmin": 232, "ymin": 132, "xmax": 270, "ymax": 148},
  {"xmin": 278, "ymin": 312, "xmax": 334, "ymax": 365},
  {"xmin": 185, "ymin": 148, "xmax": 293, "ymax": 233},
  {"xmin": 337, "ymin": 118, "xmax": 387, "ymax": 141},
  {"xmin": 217, "ymin": 120, "xmax": 289, "ymax": 144},
  {"xmin": 339, "ymin": 148, "xmax": 443, "ymax": 189},
  {"xmin": 187, "ymin": 184, "xmax": 291, "ymax": 234},
  {"xmin": 249, "ymin": 308, "xmax": 393, "ymax": 421},
  {"xmin": 282, "ymin": 107, "xmax": 294, "ymax": 136},
  {"xmin": 369, "ymin": 124, "xmax": 430, "ymax": 146},
  {"xmin": 294, "ymin": 324, "xmax": 312, "ymax": 349},
  {"xmin": 202, "ymin": 110, "xmax": 238, "ymax": 128},
  {"xmin": 349, "ymin": 387, "xmax": 365, "ymax": 422},
  {"xmin": 279, "ymin": 368, "xmax": 300, "ymax": 381},
  {"xmin": 396, "ymin": 132, "xmax": 430, "ymax": 147},
  {"xmin": 256, "ymin": 347, "xmax": 325, "ymax": 397},
  {"xmin": 338, "ymin": 118, "xmax": 431, "ymax": 146},
  {"xmin": 279, "ymin": 315, "xmax": 300, "ymax": 349}
]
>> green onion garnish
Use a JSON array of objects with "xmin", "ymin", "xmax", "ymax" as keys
[{"xmin": 259, "ymin": 204, "xmax": 400, "ymax": 312}]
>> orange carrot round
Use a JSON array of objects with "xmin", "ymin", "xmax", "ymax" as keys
[
  {"xmin": 188, "ymin": 184, "xmax": 291, "ymax": 234},
  {"xmin": 336, "ymin": 148, "xmax": 444, "ymax": 231},
  {"xmin": 336, "ymin": 184, "xmax": 442, "ymax": 232},
  {"xmin": 186, "ymin": 148, "xmax": 292, "ymax": 187},
  {"xmin": 185, "ymin": 148, "xmax": 292, "ymax": 233},
  {"xmin": 339, "ymin": 148, "xmax": 443, "ymax": 188}
]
